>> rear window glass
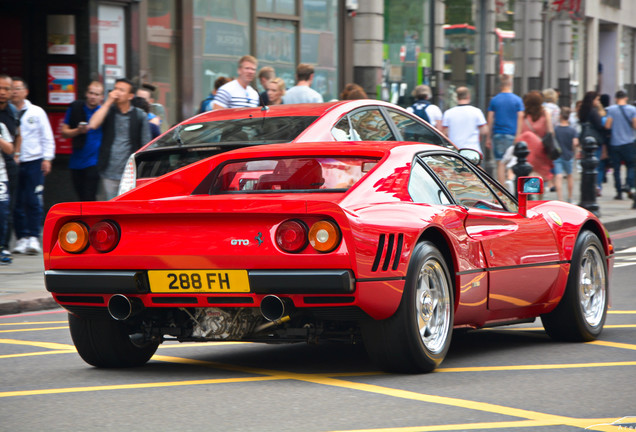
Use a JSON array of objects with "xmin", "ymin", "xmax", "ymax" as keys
[
  {"xmin": 210, "ymin": 157, "xmax": 380, "ymax": 193},
  {"xmin": 148, "ymin": 116, "xmax": 319, "ymax": 149}
]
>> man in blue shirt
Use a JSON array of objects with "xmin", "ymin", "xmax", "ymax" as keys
[
  {"xmin": 486, "ymin": 74, "xmax": 524, "ymax": 183},
  {"xmin": 61, "ymin": 81, "xmax": 104, "ymax": 201},
  {"xmin": 605, "ymin": 90, "xmax": 636, "ymax": 199}
]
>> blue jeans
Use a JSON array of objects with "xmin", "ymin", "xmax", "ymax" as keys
[
  {"xmin": 492, "ymin": 134, "xmax": 516, "ymax": 161},
  {"xmin": 13, "ymin": 159, "xmax": 44, "ymax": 239},
  {"xmin": 610, "ymin": 143, "xmax": 635, "ymax": 193}
]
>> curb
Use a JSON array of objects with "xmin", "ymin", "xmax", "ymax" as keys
[
  {"xmin": 0, "ymin": 296, "xmax": 60, "ymax": 316},
  {"xmin": 605, "ymin": 217, "xmax": 636, "ymax": 234}
]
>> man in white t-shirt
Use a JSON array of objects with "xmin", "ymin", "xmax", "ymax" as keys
[
  {"xmin": 441, "ymin": 86, "xmax": 488, "ymax": 153},
  {"xmin": 282, "ymin": 63, "xmax": 324, "ymax": 104},
  {"xmin": 213, "ymin": 55, "xmax": 260, "ymax": 110}
]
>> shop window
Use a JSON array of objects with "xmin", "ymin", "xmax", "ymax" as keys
[
  {"xmin": 301, "ymin": 0, "xmax": 339, "ymax": 101},
  {"xmin": 256, "ymin": 18, "xmax": 297, "ymax": 88}
]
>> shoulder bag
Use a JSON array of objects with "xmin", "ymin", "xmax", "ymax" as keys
[{"xmin": 525, "ymin": 116, "xmax": 562, "ymax": 160}]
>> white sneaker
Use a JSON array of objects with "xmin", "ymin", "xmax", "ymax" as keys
[
  {"xmin": 26, "ymin": 237, "xmax": 42, "ymax": 255},
  {"xmin": 12, "ymin": 237, "xmax": 28, "ymax": 254}
]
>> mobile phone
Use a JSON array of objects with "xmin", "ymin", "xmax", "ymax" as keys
[{"xmin": 78, "ymin": 122, "xmax": 88, "ymax": 126}]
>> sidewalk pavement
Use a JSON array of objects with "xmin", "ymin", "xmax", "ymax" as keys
[{"xmin": 2, "ymin": 180, "xmax": 636, "ymax": 316}]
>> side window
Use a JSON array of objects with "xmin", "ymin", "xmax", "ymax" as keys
[
  {"xmin": 408, "ymin": 162, "xmax": 451, "ymax": 205},
  {"xmin": 331, "ymin": 117, "xmax": 360, "ymax": 141},
  {"xmin": 422, "ymin": 154, "xmax": 509, "ymax": 211},
  {"xmin": 387, "ymin": 110, "xmax": 451, "ymax": 148},
  {"xmin": 481, "ymin": 174, "xmax": 518, "ymax": 213},
  {"xmin": 349, "ymin": 109, "xmax": 396, "ymax": 141}
]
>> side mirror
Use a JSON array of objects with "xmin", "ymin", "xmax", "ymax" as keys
[
  {"xmin": 459, "ymin": 148, "xmax": 482, "ymax": 166},
  {"xmin": 517, "ymin": 176, "xmax": 543, "ymax": 217}
]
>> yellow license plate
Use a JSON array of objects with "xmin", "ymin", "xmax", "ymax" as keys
[{"xmin": 148, "ymin": 270, "xmax": 250, "ymax": 293}]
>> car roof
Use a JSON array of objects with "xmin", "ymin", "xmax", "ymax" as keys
[
  {"xmin": 207, "ymin": 140, "xmax": 442, "ymax": 161},
  {"xmin": 184, "ymin": 99, "xmax": 408, "ymax": 123}
]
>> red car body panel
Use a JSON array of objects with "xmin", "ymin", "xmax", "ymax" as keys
[{"xmin": 44, "ymin": 142, "xmax": 613, "ymax": 328}]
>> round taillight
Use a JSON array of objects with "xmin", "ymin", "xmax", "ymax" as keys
[
  {"xmin": 276, "ymin": 220, "xmax": 308, "ymax": 253},
  {"xmin": 89, "ymin": 220, "xmax": 120, "ymax": 253},
  {"xmin": 59, "ymin": 221, "xmax": 89, "ymax": 253},
  {"xmin": 309, "ymin": 220, "xmax": 341, "ymax": 253}
]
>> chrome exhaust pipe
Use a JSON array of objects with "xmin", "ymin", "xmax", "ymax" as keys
[
  {"xmin": 260, "ymin": 295, "xmax": 292, "ymax": 322},
  {"xmin": 108, "ymin": 294, "xmax": 144, "ymax": 321}
]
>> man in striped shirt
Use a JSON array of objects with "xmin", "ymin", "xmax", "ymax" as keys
[{"xmin": 213, "ymin": 55, "xmax": 260, "ymax": 110}]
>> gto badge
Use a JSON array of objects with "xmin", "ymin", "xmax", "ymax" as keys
[
  {"xmin": 230, "ymin": 239, "xmax": 250, "ymax": 246},
  {"xmin": 548, "ymin": 211, "xmax": 563, "ymax": 226}
]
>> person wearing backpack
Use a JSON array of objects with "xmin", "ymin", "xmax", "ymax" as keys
[
  {"xmin": 199, "ymin": 76, "xmax": 231, "ymax": 114},
  {"xmin": 605, "ymin": 90, "xmax": 636, "ymax": 200},
  {"xmin": 406, "ymin": 85, "xmax": 442, "ymax": 129}
]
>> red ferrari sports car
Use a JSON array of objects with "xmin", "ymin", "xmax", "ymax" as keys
[
  {"xmin": 44, "ymin": 141, "xmax": 613, "ymax": 373},
  {"xmin": 117, "ymin": 100, "xmax": 462, "ymax": 195}
]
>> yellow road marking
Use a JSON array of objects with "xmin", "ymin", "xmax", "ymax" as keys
[
  {"xmin": 587, "ymin": 340, "xmax": 636, "ymax": 351},
  {"xmin": 0, "ymin": 338, "xmax": 74, "ymax": 350},
  {"xmin": 608, "ymin": 310, "xmax": 636, "ymax": 314},
  {"xmin": 151, "ymin": 355, "xmax": 631, "ymax": 431},
  {"xmin": 0, "ymin": 326, "xmax": 68, "ymax": 333},
  {"xmin": 0, "ymin": 352, "xmax": 632, "ymax": 431},
  {"xmin": 484, "ymin": 324, "xmax": 636, "ymax": 331},
  {"xmin": 0, "ymin": 321, "xmax": 67, "ymax": 326},
  {"xmin": 437, "ymin": 361, "xmax": 636, "ymax": 372},
  {"xmin": 0, "ymin": 376, "xmax": 280, "ymax": 398},
  {"xmin": 0, "ymin": 350, "xmax": 76, "ymax": 359},
  {"xmin": 328, "ymin": 418, "xmax": 622, "ymax": 431}
]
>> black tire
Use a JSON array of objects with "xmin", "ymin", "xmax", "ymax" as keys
[
  {"xmin": 68, "ymin": 313, "xmax": 159, "ymax": 368},
  {"xmin": 362, "ymin": 242, "xmax": 454, "ymax": 373},
  {"xmin": 541, "ymin": 230, "xmax": 608, "ymax": 341}
]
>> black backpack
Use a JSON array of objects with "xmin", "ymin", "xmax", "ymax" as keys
[{"xmin": 410, "ymin": 101, "xmax": 431, "ymax": 123}]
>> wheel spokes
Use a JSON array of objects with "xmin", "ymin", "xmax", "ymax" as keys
[
  {"xmin": 416, "ymin": 260, "xmax": 451, "ymax": 353},
  {"xmin": 578, "ymin": 247, "xmax": 606, "ymax": 327}
]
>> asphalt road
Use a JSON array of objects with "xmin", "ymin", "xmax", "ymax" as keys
[{"xmin": 1, "ymin": 230, "xmax": 635, "ymax": 432}]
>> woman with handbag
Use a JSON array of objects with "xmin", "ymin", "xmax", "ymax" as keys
[
  {"xmin": 515, "ymin": 90, "xmax": 555, "ymax": 191},
  {"xmin": 577, "ymin": 91, "xmax": 608, "ymax": 196}
]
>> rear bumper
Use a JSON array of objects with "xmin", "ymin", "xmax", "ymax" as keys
[{"xmin": 45, "ymin": 269, "xmax": 355, "ymax": 295}]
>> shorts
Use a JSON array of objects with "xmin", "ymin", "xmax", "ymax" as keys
[
  {"xmin": 493, "ymin": 134, "xmax": 516, "ymax": 161},
  {"xmin": 553, "ymin": 157, "xmax": 573, "ymax": 176}
]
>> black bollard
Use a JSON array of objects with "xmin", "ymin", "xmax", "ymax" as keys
[
  {"xmin": 512, "ymin": 141, "xmax": 532, "ymax": 198},
  {"xmin": 579, "ymin": 136, "xmax": 600, "ymax": 216}
]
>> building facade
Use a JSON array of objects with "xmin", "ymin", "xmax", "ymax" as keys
[{"xmin": 0, "ymin": 0, "xmax": 634, "ymax": 207}]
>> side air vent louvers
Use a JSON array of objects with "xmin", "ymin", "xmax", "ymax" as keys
[
  {"xmin": 382, "ymin": 234, "xmax": 395, "ymax": 271},
  {"xmin": 392, "ymin": 233, "xmax": 404, "ymax": 270},
  {"xmin": 372, "ymin": 233, "xmax": 404, "ymax": 272},
  {"xmin": 371, "ymin": 234, "xmax": 385, "ymax": 272}
]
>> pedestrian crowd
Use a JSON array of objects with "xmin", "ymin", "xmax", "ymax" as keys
[
  {"xmin": 414, "ymin": 74, "xmax": 635, "ymax": 204},
  {"xmin": 2, "ymin": 56, "xmax": 634, "ymax": 267}
]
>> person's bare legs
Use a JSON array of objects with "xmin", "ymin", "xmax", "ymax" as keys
[{"xmin": 555, "ymin": 173, "xmax": 564, "ymax": 201}]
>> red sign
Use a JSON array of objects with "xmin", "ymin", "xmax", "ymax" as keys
[
  {"xmin": 104, "ymin": 43, "xmax": 117, "ymax": 65},
  {"xmin": 48, "ymin": 112, "xmax": 72, "ymax": 155},
  {"xmin": 550, "ymin": 0, "xmax": 584, "ymax": 20}
]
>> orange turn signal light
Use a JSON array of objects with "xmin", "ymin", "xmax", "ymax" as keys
[
  {"xmin": 308, "ymin": 220, "xmax": 341, "ymax": 253},
  {"xmin": 59, "ymin": 221, "xmax": 89, "ymax": 253}
]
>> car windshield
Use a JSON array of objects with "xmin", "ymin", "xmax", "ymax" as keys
[
  {"xmin": 210, "ymin": 156, "xmax": 380, "ymax": 193},
  {"xmin": 147, "ymin": 116, "xmax": 319, "ymax": 149}
]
